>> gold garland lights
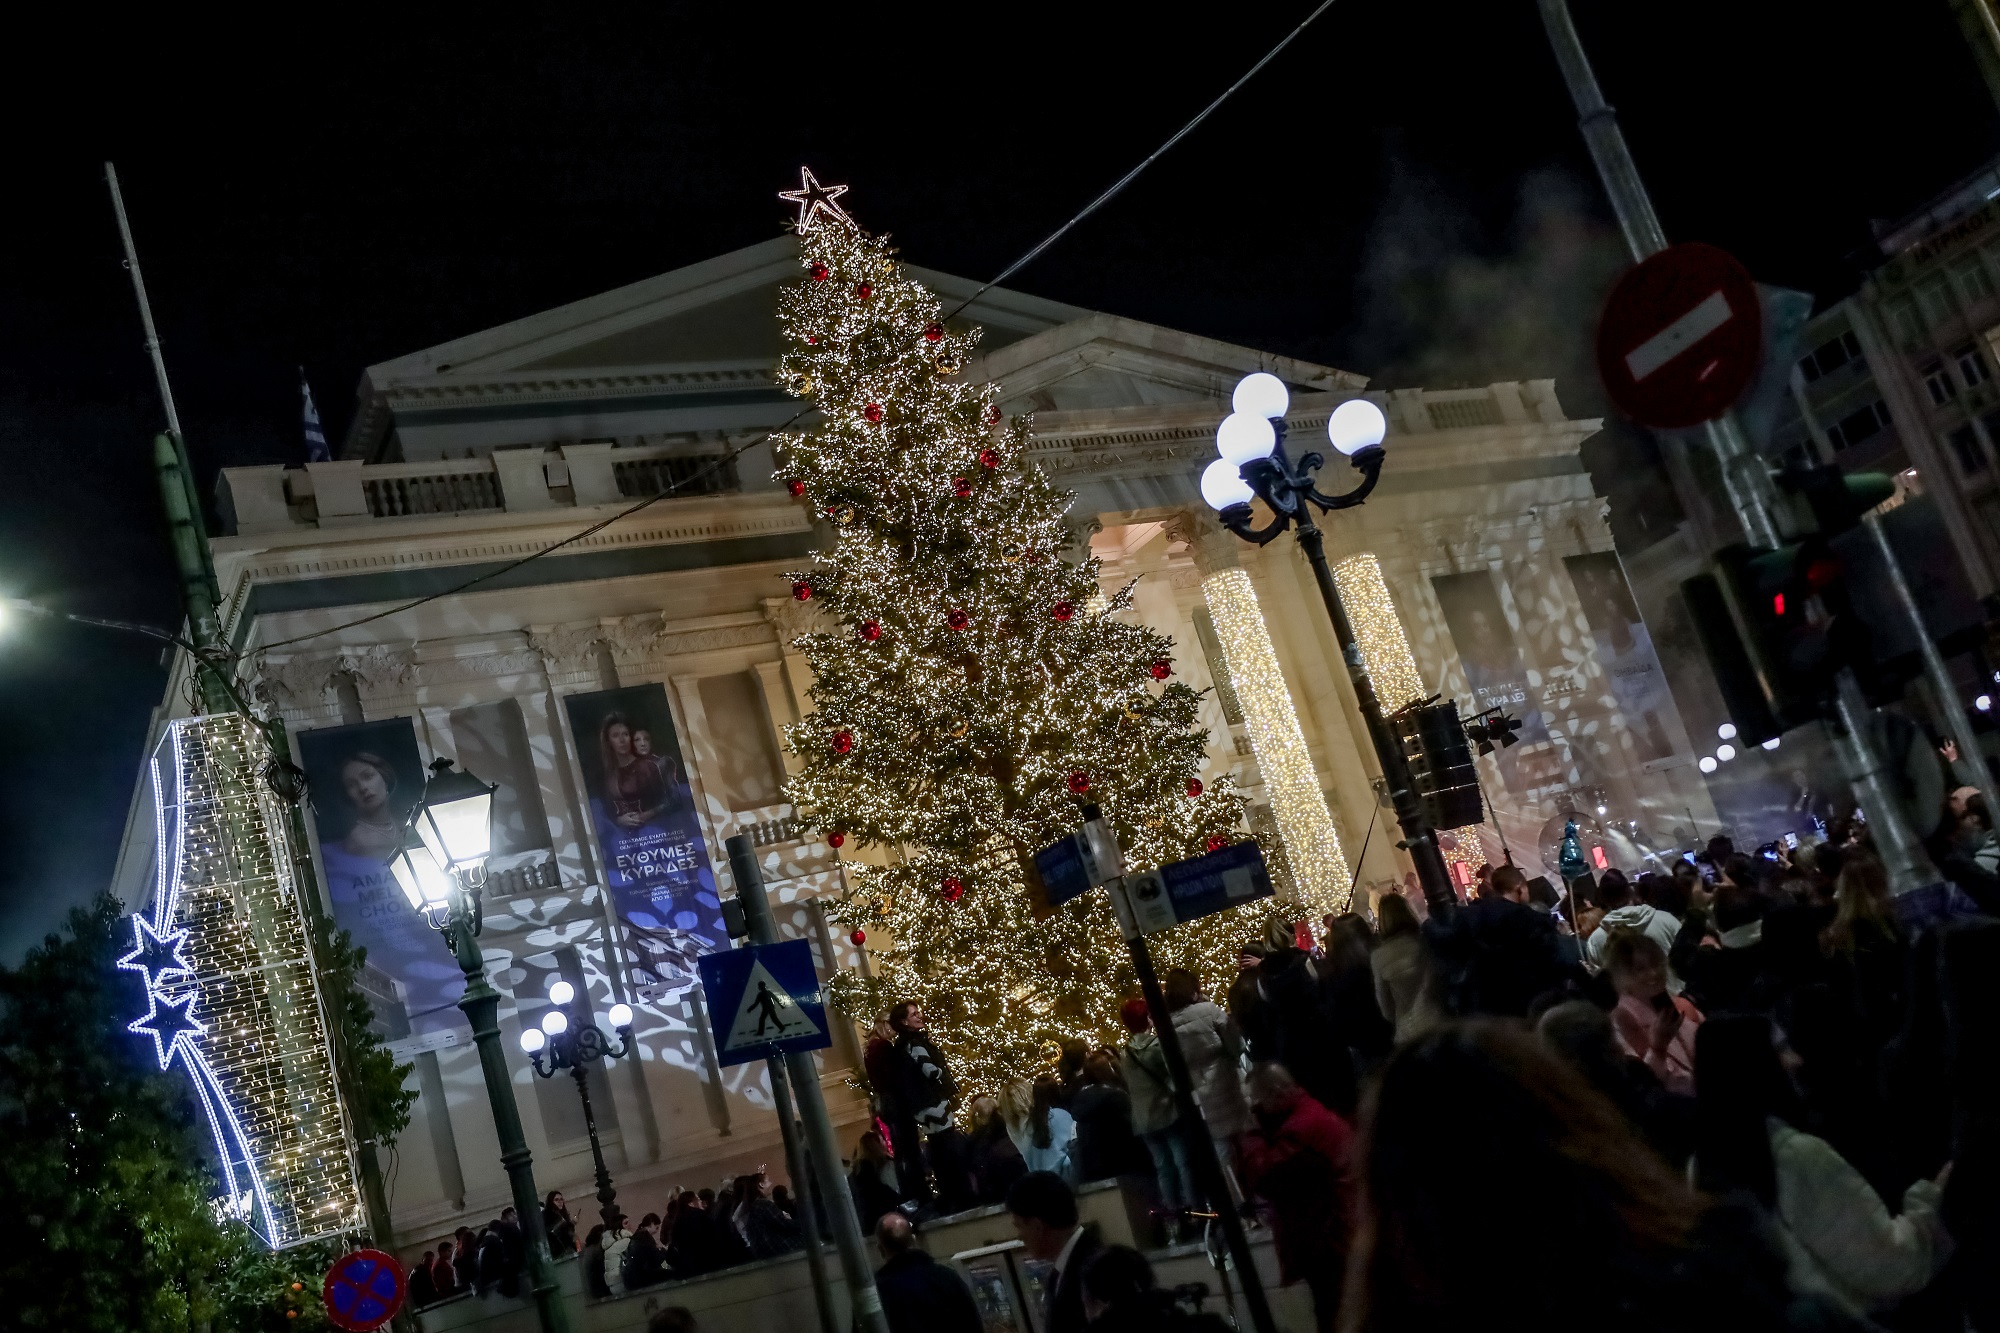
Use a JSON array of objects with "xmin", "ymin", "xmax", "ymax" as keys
[
  {"xmin": 1332, "ymin": 553, "xmax": 1425, "ymax": 714},
  {"xmin": 770, "ymin": 176, "xmax": 1262, "ymax": 1096},
  {"xmin": 124, "ymin": 714, "xmax": 361, "ymax": 1248},
  {"xmin": 1198, "ymin": 568, "xmax": 1353, "ymax": 920}
]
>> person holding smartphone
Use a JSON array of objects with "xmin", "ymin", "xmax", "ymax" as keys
[{"xmin": 1602, "ymin": 929, "xmax": 1704, "ymax": 1096}]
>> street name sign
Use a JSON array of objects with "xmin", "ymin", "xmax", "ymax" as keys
[
  {"xmin": 1116, "ymin": 841, "xmax": 1275, "ymax": 937},
  {"xmin": 1596, "ymin": 242, "xmax": 1762, "ymax": 429},
  {"xmin": 697, "ymin": 937, "xmax": 832, "ymax": 1067}
]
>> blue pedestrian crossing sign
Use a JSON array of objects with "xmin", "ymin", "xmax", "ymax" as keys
[{"xmin": 697, "ymin": 938, "xmax": 833, "ymax": 1067}]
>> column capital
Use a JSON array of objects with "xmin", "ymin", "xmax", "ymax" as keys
[{"xmin": 1164, "ymin": 509, "xmax": 1244, "ymax": 577}]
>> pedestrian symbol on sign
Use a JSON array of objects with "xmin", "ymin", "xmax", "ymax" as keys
[{"xmin": 698, "ymin": 938, "xmax": 834, "ymax": 1066}]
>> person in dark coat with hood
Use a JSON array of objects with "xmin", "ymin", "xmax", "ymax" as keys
[
  {"xmin": 1670, "ymin": 870, "xmax": 1779, "ymax": 1016},
  {"xmin": 1425, "ymin": 864, "xmax": 1571, "ymax": 1017},
  {"xmin": 1251, "ymin": 916, "xmax": 1354, "ymax": 1115}
]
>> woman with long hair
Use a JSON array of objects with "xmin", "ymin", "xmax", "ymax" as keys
[
  {"xmin": 335, "ymin": 751, "xmax": 405, "ymax": 859},
  {"xmin": 1694, "ymin": 1013, "xmax": 1952, "ymax": 1321},
  {"xmin": 1343, "ymin": 1021, "xmax": 1797, "ymax": 1333},
  {"xmin": 999, "ymin": 1075, "xmax": 1076, "ymax": 1179},
  {"xmin": 598, "ymin": 713, "xmax": 665, "ymax": 830}
]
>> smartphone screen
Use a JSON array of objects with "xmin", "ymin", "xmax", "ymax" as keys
[{"xmin": 1784, "ymin": 832, "xmax": 1799, "ymax": 849}]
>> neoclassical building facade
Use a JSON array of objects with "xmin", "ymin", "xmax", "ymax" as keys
[{"xmin": 112, "ymin": 234, "xmax": 1712, "ymax": 1248}]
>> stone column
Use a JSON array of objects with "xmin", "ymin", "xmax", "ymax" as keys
[{"xmin": 1171, "ymin": 513, "xmax": 1354, "ymax": 918}]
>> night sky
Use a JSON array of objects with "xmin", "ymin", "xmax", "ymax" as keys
[{"xmin": 2, "ymin": 2, "xmax": 1995, "ymax": 960}]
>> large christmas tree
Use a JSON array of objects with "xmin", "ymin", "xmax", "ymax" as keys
[{"xmin": 770, "ymin": 175, "xmax": 1257, "ymax": 1094}]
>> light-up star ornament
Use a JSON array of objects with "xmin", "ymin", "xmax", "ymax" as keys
[
  {"xmin": 118, "ymin": 912, "xmax": 190, "ymax": 990},
  {"xmin": 779, "ymin": 166, "xmax": 851, "ymax": 233},
  {"xmin": 130, "ymin": 986, "xmax": 206, "ymax": 1070}
]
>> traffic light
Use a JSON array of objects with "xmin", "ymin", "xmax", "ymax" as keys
[{"xmin": 1778, "ymin": 463, "xmax": 1896, "ymax": 537}]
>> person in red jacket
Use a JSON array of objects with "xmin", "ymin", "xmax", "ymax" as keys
[{"xmin": 1237, "ymin": 1061, "xmax": 1354, "ymax": 1333}]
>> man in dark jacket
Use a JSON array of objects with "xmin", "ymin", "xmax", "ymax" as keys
[
  {"xmin": 891, "ymin": 1002, "xmax": 975, "ymax": 1213},
  {"xmin": 873, "ymin": 1212, "xmax": 982, "ymax": 1333},
  {"xmin": 1426, "ymin": 864, "xmax": 1571, "ymax": 1016},
  {"xmin": 1008, "ymin": 1172, "xmax": 1102, "ymax": 1333},
  {"xmin": 1669, "ymin": 879, "xmax": 1778, "ymax": 1016},
  {"xmin": 1253, "ymin": 917, "xmax": 1353, "ymax": 1114}
]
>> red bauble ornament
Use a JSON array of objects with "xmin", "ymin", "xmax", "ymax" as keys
[
  {"xmin": 946, "ymin": 608, "xmax": 970, "ymax": 631},
  {"xmin": 849, "ymin": 928, "xmax": 866, "ymax": 946},
  {"xmin": 1052, "ymin": 602, "xmax": 1075, "ymax": 622},
  {"xmin": 978, "ymin": 448, "xmax": 1000, "ymax": 469},
  {"xmin": 1067, "ymin": 771, "xmax": 1091, "ymax": 794},
  {"xmin": 827, "ymin": 831, "xmax": 846, "ymax": 849},
  {"xmin": 831, "ymin": 730, "xmax": 854, "ymax": 755},
  {"xmin": 1206, "ymin": 834, "xmax": 1230, "ymax": 853},
  {"xmin": 986, "ymin": 404, "xmax": 1003, "ymax": 424},
  {"xmin": 855, "ymin": 281, "xmax": 874, "ymax": 300},
  {"xmin": 863, "ymin": 402, "xmax": 884, "ymax": 423},
  {"xmin": 809, "ymin": 262, "xmax": 829, "ymax": 282},
  {"xmin": 786, "ymin": 479, "xmax": 806, "ymax": 497},
  {"xmin": 859, "ymin": 620, "xmax": 882, "ymax": 641},
  {"xmin": 923, "ymin": 322, "xmax": 944, "ymax": 342},
  {"xmin": 806, "ymin": 334, "xmax": 819, "ymax": 345},
  {"xmin": 1187, "ymin": 779, "xmax": 1204, "ymax": 798},
  {"xmin": 791, "ymin": 581, "xmax": 813, "ymax": 602},
  {"xmin": 953, "ymin": 477, "xmax": 972, "ymax": 498},
  {"xmin": 1149, "ymin": 660, "xmax": 1173, "ymax": 680},
  {"xmin": 940, "ymin": 877, "xmax": 965, "ymax": 903}
]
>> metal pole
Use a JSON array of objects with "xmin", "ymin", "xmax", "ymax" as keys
[
  {"xmin": 570, "ymin": 1062, "xmax": 621, "ymax": 1234},
  {"xmin": 768, "ymin": 1057, "xmax": 841, "ymax": 1333},
  {"xmin": 448, "ymin": 887, "xmax": 571, "ymax": 1333},
  {"xmin": 1290, "ymin": 511, "xmax": 1458, "ymax": 919},
  {"xmin": 727, "ymin": 834, "xmax": 891, "ymax": 1333},
  {"xmin": 1537, "ymin": 0, "xmax": 1936, "ymax": 891},
  {"xmin": 1097, "ymin": 870, "xmax": 1276, "ymax": 1333}
]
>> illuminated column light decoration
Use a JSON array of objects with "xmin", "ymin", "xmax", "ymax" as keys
[
  {"xmin": 1199, "ymin": 566, "xmax": 1353, "ymax": 917},
  {"xmin": 1331, "ymin": 553, "xmax": 1425, "ymax": 713},
  {"xmin": 123, "ymin": 714, "xmax": 362, "ymax": 1248}
]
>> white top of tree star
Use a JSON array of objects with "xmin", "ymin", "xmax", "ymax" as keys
[{"xmin": 779, "ymin": 166, "xmax": 852, "ymax": 233}]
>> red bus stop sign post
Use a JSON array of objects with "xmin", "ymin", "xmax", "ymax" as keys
[
  {"xmin": 323, "ymin": 1248, "xmax": 406, "ymax": 1332},
  {"xmin": 1596, "ymin": 242, "xmax": 1763, "ymax": 430}
]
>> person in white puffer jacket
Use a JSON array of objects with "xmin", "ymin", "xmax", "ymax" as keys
[{"xmin": 1695, "ymin": 1014, "xmax": 1952, "ymax": 1322}]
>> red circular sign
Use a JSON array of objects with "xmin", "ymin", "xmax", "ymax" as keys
[
  {"xmin": 1595, "ymin": 242, "xmax": 1762, "ymax": 429},
  {"xmin": 323, "ymin": 1249, "xmax": 406, "ymax": 1332}
]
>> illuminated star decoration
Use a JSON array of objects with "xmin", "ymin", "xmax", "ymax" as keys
[
  {"xmin": 129, "ymin": 987, "xmax": 205, "ymax": 1071},
  {"xmin": 118, "ymin": 912, "xmax": 190, "ymax": 990},
  {"xmin": 779, "ymin": 166, "xmax": 851, "ymax": 233}
]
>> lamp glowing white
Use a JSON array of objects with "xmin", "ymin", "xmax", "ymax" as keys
[
  {"xmin": 1200, "ymin": 459, "xmax": 1256, "ymax": 511},
  {"xmin": 1717, "ymin": 744, "xmax": 1737, "ymax": 762},
  {"xmin": 519, "ymin": 1028, "xmax": 546, "ymax": 1054},
  {"xmin": 540, "ymin": 1009, "xmax": 568, "ymax": 1036},
  {"xmin": 1326, "ymin": 399, "xmax": 1388, "ymax": 456},
  {"xmin": 411, "ymin": 761, "xmax": 497, "ymax": 877},
  {"xmin": 1698, "ymin": 756, "xmax": 1719, "ymax": 774},
  {"xmin": 389, "ymin": 840, "xmax": 456, "ymax": 912},
  {"xmin": 547, "ymin": 979, "xmax": 575, "ymax": 1006},
  {"xmin": 608, "ymin": 1002, "xmax": 634, "ymax": 1030},
  {"xmin": 1718, "ymin": 722, "xmax": 1738, "ymax": 740},
  {"xmin": 1215, "ymin": 412, "xmax": 1277, "ymax": 465},
  {"xmin": 1231, "ymin": 372, "xmax": 1290, "ymax": 420},
  {"xmin": 1762, "ymin": 737, "xmax": 1781, "ymax": 751}
]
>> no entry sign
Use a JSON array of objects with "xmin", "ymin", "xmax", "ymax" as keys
[
  {"xmin": 323, "ymin": 1249, "xmax": 406, "ymax": 1332},
  {"xmin": 1596, "ymin": 243, "xmax": 1762, "ymax": 429}
]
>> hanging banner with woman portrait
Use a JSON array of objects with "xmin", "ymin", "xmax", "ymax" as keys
[
  {"xmin": 296, "ymin": 719, "xmax": 468, "ymax": 1035},
  {"xmin": 562, "ymin": 684, "xmax": 726, "ymax": 998}
]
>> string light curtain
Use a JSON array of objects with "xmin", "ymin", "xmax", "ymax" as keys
[
  {"xmin": 1198, "ymin": 567, "xmax": 1353, "ymax": 919},
  {"xmin": 1332, "ymin": 553, "xmax": 1425, "ymax": 713},
  {"xmin": 124, "ymin": 714, "xmax": 362, "ymax": 1248},
  {"xmin": 768, "ymin": 177, "xmax": 1259, "ymax": 1095}
]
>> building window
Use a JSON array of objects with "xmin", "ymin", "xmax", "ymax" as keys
[
  {"xmin": 1956, "ymin": 254, "xmax": 1996, "ymax": 303},
  {"xmin": 1950, "ymin": 423, "xmax": 1987, "ymax": 473},
  {"xmin": 1918, "ymin": 277, "xmax": 1956, "ymax": 328},
  {"xmin": 1924, "ymin": 359, "xmax": 1959, "ymax": 405},
  {"xmin": 1887, "ymin": 298, "xmax": 1925, "ymax": 346},
  {"xmin": 1957, "ymin": 342, "xmax": 1990, "ymax": 386},
  {"xmin": 1797, "ymin": 329, "xmax": 1863, "ymax": 382},
  {"xmin": 1828, "ymin": 400, "xmax": 1889, "ymax": 450}
]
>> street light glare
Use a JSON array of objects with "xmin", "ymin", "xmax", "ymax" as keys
[
  {"xmin": 1717, "ymin": 744, "xmax": 1737, "ymax": 762},
  {"xmin": 1326, "ymin": 399, "xmax": 1387, "ymax": 456},
  {"xmin": 1979, "ymin": 695, "xmax": 1994, "ymax": 713},
  {"xmin": 1717, "ymin": 722, "xmax": 1737, "ymax": 740},
  {"xmin": 1200, "ymin": 458, "xmax": 1256, "ymax": 511},
  {"xmin": 608, "ymin": 1002, "xmax": 633, "ymax": 1030},
  {"xmin": 540, "ymin": 1009, "xmax": 568, "ymax": 1036},
  {"xmin": 1215, "ymin": 412, "xmax": 1277, "ymax": 465},
  {"xmin": 519, "ymin": 1028, "xmax": 545, "ymax": 1054},
  {"xmin": 1762, "ymin": 737, "xmax": 1781, "ymax": 751},
  {"xmin": 1231, "ymin": 372, "xmax": 1290, "ymax": 420},
  {"xmin": 547, "ymin": 979, "xmax": 575, "ymax": 1006},
  {"xmin": 1698, "ymin": 755, "xmax": 1719, "ymax": 773}
]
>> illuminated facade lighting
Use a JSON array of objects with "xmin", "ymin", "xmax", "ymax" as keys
[
  {"xmin": 1332, "ymin": 553, "xmax": 1424, "ymax": 713},
  {"xmin": 124, "ymin": 714, "xmax": 362, "ymax": 1248},
  {"xmin": 1199, "ymin": 567, "xmax": 1352, "ymax": 917}
]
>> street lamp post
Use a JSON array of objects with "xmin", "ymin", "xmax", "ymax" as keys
[
  {"xmin": 1200, "ymin": 374, "xmax": 1458, "ymax": 918},
  {"xmin": 393, "ymin": 759, "xmax": 572, "ymax": 1333},
  {"xmin": 519, "ymin": 981, "xmax": 636, "ymax": 1234}
]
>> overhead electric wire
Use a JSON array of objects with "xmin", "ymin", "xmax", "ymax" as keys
[{"xmin": 246, "ymin": 1, "xmax": 1338, "ymax": 658}]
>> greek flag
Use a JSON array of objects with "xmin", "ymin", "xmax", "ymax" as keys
[{"xmin": 300, "ymin": 367, "xmax": 329, "ymax": 462}]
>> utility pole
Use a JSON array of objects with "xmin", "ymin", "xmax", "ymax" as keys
[
  {"xmin": 726, "ymin": 835, "xmax": 892, "ymax": 1333},
  {"xmin": 1535, "ymin": 2, "xmax": 1937, "ymax": 894},
  {"xmin": 106, "ymin": 165, "xmax": 406, "ymax": 1293}
]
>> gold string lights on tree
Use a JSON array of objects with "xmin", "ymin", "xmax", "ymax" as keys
[{"xmin": 769, "ymin": 169, "xmax": 1258, "ymax": 1095}]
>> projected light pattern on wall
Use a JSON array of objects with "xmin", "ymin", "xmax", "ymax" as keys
[{"xmin": 123, "ymin": 714, "xmax": 361, "ymax": 1249}]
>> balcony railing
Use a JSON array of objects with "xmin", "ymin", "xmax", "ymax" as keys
[{"xmin": 363, "ymin": 465, "xmax": 503, "ymax": 518}]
